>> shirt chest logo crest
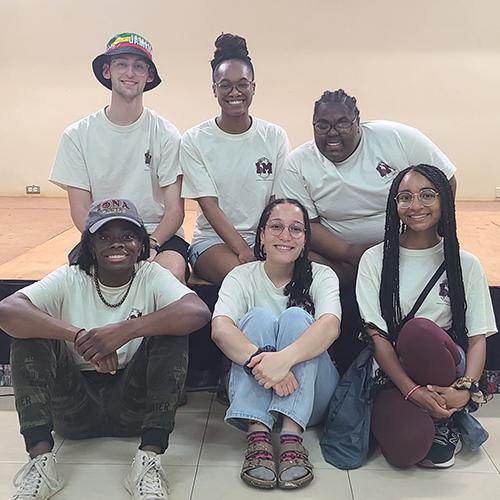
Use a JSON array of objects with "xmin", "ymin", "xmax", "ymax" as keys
[
  {"xmin": 375, "ymin": 161, "xmax": 396, "ymax": 178},
  {"xmin": 255, "ymin": 157, "xmax": 273, "ymax": 180}
]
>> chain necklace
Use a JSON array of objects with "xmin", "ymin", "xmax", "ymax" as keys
[{"xmin": 93, "ymin": 265, "xmax": 136, "ymax": 308}]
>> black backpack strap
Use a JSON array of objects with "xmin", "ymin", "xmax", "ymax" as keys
[{"xmin": 399, "ymin": 260, "xmax": 446, "ymax": 328}]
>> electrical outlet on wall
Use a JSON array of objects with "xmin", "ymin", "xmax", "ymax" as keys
[
  {"xmin": 25, "ymin": 185, "xmax": 41, "ymax": 194},
  {"xmin": 496, "ymin": 187, "xmax": 500, "ymax": 199}
]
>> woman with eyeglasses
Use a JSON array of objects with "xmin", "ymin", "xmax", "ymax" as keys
[
  {"xmin": 212, "ymin": 198, "xmax": 341, "ymax": 490},
  {"xmin": 356, "ymin": 164, "xmax": 496, "ymax": 468},
  {"xmin": 180, "ymin": 33, "xmax": 289, "ymax": 286},
  {"xmin": 274, "ymin": 89, "xmax": 457, "ymax": 285},
  {"xmin": 274, "ymin": 88, "xmax": 457, "ymax": 373}
]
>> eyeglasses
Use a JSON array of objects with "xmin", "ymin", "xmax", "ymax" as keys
[
  {"xmin": 110, "ymin": 59, "xmax": 150, "ymax": 76},
  {"xmin": 394, "ymin": 189, "xmax": 440, "ymax": 209},
  {"xmin": 266, "ymin": 222, "xmax": 305, "ymax": 239},
  {"xmin": 313, "ymin": 116, "xmax": 358, "ymax": 135},
  {"xmin": 214, "ymin": 80, "xmax": 254, "ymax": 94}
]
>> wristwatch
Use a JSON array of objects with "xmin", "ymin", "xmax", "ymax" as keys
[{"xmin": 243, "ymin": 345, "xmax": 276, "ymax": 375}]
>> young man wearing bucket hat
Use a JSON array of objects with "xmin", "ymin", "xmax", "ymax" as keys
[
  {"xmin": 0, "ymin": 199, "xmax": 211, "ymax": 500},
  {"xmin": 49, "ymin": 33, "xmax": 189, "ymax": 282}
]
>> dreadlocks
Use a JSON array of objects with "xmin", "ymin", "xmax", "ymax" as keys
[
  {"xmin": 379, "ymin": 164, "xmax": 468, "ymax": 351},
  {"xmin": 254, "ymin": 198, "xmax": 315, "ymax": 315}
]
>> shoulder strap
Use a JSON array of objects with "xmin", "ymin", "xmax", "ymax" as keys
[{"xmin": 399, "ymin": 260, "xmax": 446, "ymax": 328}]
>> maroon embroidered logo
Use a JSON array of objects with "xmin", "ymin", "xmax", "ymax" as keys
[
  {"xmin": 375, "ymin": 161, "xmax": 395, "ymax": 178},
  {"xmin": 255, "ymin": 157, "xmax": 273, "ymax": 180},
  {"xmin": 438, "ymin": 278, "xmax": 451, "ymax": 304},
  {"xmin": 144, "ymin": 150, "xmax": 152, "ymax": 170}
]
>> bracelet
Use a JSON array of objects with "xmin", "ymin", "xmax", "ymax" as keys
[
  {"xmin": 149, "ymin": 236, "xmax": 160, "ymax": 252},
  {"xmin": 73, "ymin": 328, "xmax": 86, "ymax": 342},
  {"xmin": 404, "ymin": 384, "xmax": 421, "ymax": 401},
  {"xmin": 243, "ymin": 345, "xmax": 276, "ymax": 375}
]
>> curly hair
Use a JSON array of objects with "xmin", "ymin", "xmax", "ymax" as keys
[
  {"xmin": 210, "ymin": 32, "xmax": 254, "ymax": 80},
  {"xmin": 379, "ymin": 164, "xmax": 468, "ymax": 351},
  {"xmin": 254, "ymin": 198, "xmax": 315, "ymax": 315}
]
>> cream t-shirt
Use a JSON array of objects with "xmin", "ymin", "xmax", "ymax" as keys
[
  {"xmin": 21, "ymin": 261, "xmax": 193, "ymax": 370},
  {"xmin": 213, "ymin": 261, "xmax": 341, "ymax": 323},
  {"xmin": 356, "ymin": 240, "xmax": 497, "ymax": 338},
  {"xmin": 180, "ymin": 118, "xmax": 289, "ymax": 242},
  {"xmin": 50, "ymin": 107, "xmax": 181, "ymax": 234},
  {"xmin": 274, "ymin": 121, "xmax": 456, "ymax": 245}
]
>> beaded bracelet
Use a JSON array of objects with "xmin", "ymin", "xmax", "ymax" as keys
[{"xmin": 404, "ymin": 384, "xmax": 421, "ymax": 401}]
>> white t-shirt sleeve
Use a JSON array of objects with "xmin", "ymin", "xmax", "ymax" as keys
[
  {"xmin": 274, "ymin": 155, "xmax": 319, "ymax": 220},
  {"xmin": 157, "ymin": 123, "xmax": 182, "ymax": 188},
  {"xmin": 356, "ymin": 247, "xmax": 388, "ymax": 334},
  {"xmin": 148, "ymin": 263, "xmax": 194, "ymax": 308},
  {"xmin": 19, "ymin": 266, "xmax": 69, "ymax": 317},
  {"xmin": 463, "ymin": 255, "xmax": 498, "ymax": 337},
  {"xmin": 180, "ymin": 131, "xmax": 218, "ymax": 199},
  {"xmin": 397, "ymin": 124, "xmax": 456, "ymax": 180},
  {"xmin": 310, "ymin": 265, "xmax": 342, "ymax": 321},
  {"xmin": 49, "ymin": 127, "xmax": 90, "ymax": 191},
  {"xmin": 213, "ymin": 270, "xmax": 249, "ymax": 324}
]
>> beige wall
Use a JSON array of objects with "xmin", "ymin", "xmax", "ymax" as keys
[{"xmin": 1, "ymin": 0, "xmax": 500, "ymax": 199}]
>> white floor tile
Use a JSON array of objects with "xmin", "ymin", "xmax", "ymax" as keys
[
  {"xmin": 177, "ymin": 391, "xmax": 213, "ymax": 414},
  {"xmin": 480, "ymin": 416, "xmax": 500, "ymax": 471},
  {"xmin": 192, "ymin": 465, "xmax": 352, "ymax": 500},
  {"xmin": 0, "ymin": 394, "xmax": 15, "ymax": 410},
  {"xmin": 361, "ymin": 443, "xmax": 497, "ymax": 473},
  {"xmin": 1, "ymin": 463, "xmax": 196, "ymax": 500},
  {"xmin": 55, "ymin": 410, "xmax": 208, "ymax": 466},
  {"xmin": 0, "ymin": 410, "xmax": 63, "ymax": 463},
  {"xmin": 349, "ymin": 468, "xmax": 500, "ymax": 500}
]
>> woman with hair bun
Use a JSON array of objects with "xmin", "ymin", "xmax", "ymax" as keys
[
  {"xmin": 181, "ymin": 33, "xmax": 289, "ymax": 285},
  {"xmin": 212, "ymin": 198, "xmax": 341, "ymax": 489}
]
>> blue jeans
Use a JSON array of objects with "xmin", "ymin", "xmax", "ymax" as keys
[{"xmin": 225, "ymin": 307, "xmax": 339, "ymax": 432}]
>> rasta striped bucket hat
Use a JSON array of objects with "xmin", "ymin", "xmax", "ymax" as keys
[{"xmin": 92, "ymin": 32, "xmax": 161, "ymax": 92}]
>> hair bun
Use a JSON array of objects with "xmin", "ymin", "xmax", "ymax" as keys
[{"xmin": 211, "ymin": 32, "xmax": 252, "ymax": 72}]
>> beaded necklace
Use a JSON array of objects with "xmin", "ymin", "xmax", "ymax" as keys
[{"xmin": 93, "ymin": 265, "xmax": 136, "ymax": 308}]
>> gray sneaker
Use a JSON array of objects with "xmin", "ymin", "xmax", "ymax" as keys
[
  {"xmin": 419, "ymin": 421, "xmax": 462, "ymax": 468},
  {"xmin": 12, "ymin": 452, "xmax": 64, "ymax": 500}
]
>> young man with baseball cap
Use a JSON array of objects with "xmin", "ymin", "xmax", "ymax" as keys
[
  {"xmin": 50, "ymin": 32, "xmax": 189, "ymax": 282},
  {"xmin": 0, "ymin": 199, "xmax": 211, "ymax": 500}
]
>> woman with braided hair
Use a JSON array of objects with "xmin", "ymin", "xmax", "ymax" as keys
[
  {"xmin": 212, "ymin": 198, "xmax": 341, "ymax": 489},
  {"xmin": 180, "ymin": 33, "xmax": 289, "ymax": 286},
  {"xmin": 356, "ymin": 164, "xmax": 497, "ymax": 468}
]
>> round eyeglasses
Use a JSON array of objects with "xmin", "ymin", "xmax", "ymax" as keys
[
  {"xmin": 215, "ymin": 80, "xmax": 254, "ymax": 94},
  {"xmin": 395, "ymin": 189, "xmax": 440, "ymax": 209},
  {"xmin": 313, "ymin": 116, "xmax": 358, "ymax": 135},
  {"xmin": 110, "ymin": 59, "xmax": 150, "ymax": 76},
  {"xmin": 266, "ymin": 222, "xmax": 305, "ymax": 239}
]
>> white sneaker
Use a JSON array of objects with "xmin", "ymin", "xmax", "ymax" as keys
[
  {"xmin": 125, "ymin": 450, "xmax": 169, "ymax": 499},
  {"xmin": 12, "ymin": 452, "xmax": 64, "ymax": 500}
]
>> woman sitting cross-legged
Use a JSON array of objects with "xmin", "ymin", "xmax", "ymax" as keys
[
  {"xmin": 356, "ymin": 164, "xmax": 497, "ymax": 469},
  {"xmin": 211, "ymin": 198, "xmax": 341, "ymax": 489}
]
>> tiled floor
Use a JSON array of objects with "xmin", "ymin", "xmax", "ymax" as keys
[{"xmin": 1, "ymin": 390, "xmax": 499, "ymax": 499}]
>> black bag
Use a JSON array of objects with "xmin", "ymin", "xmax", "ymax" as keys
[{"xmin": 320, "ymin": 261, "xmax": 446, "ymax": 470}]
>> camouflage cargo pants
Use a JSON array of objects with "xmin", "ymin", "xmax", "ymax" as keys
[{"xmin": 10, "ymin": 334, "xmax": 188, "ymax": 453}]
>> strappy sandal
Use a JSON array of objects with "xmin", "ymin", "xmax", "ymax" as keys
[
  {"xmin": 278, "ymin": 439, "xmax": 314, "ymax": 489},
  {"xmin": 240, "ymin": 440, "xmax": 277, "ymax": 489}
]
